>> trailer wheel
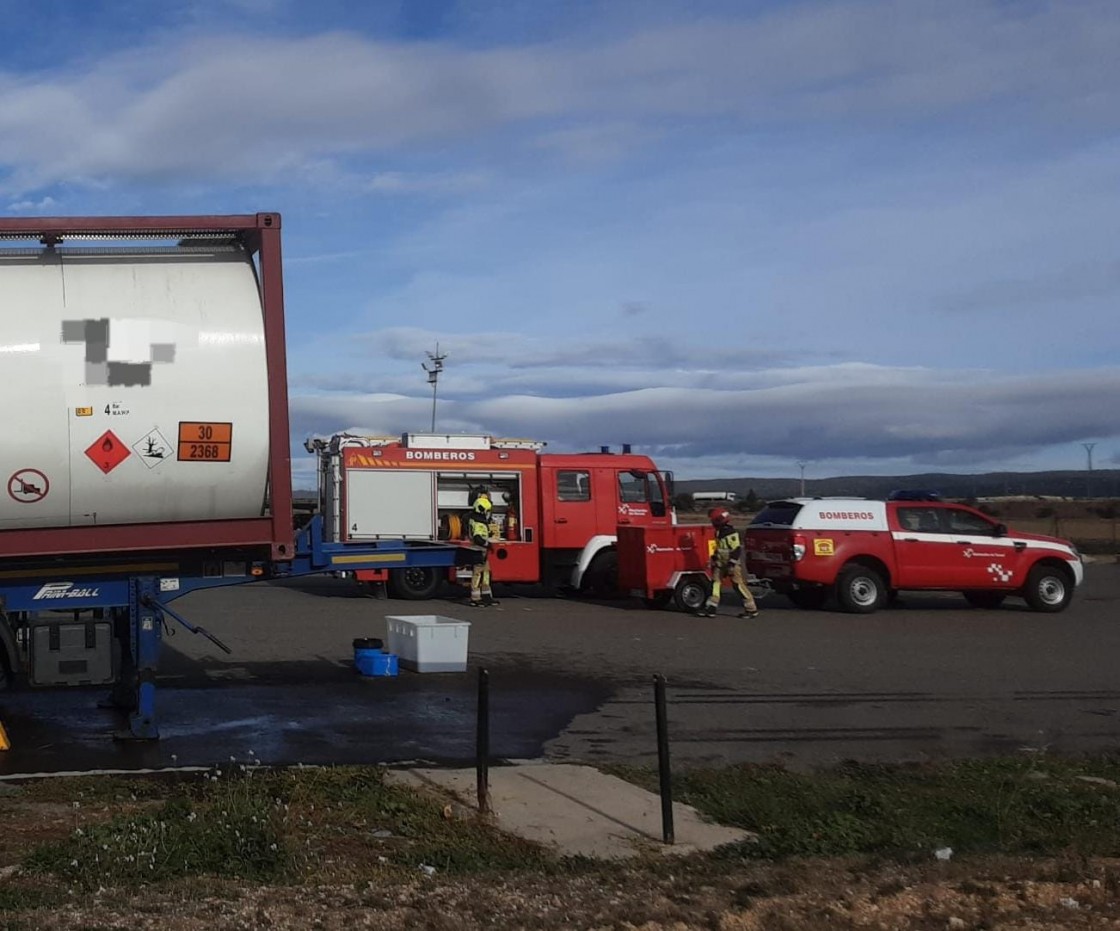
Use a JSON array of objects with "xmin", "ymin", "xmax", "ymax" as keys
[
  {"xmin": 388, "ymin": 567, "xmax": 442, "ymax": 600},
  {"xmin": 835, "ymin": 564, "xmax": 885, "ymax": 614},
  {"xmin": 1023, "ymin": 563, "xmax": 1073, "ymax": 613},
  {"xmin": 674, "ymin": 576, "xmax": 709, "ymax": 613}
]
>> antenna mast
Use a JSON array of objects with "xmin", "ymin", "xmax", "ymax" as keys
[{"xmin": 422, "ymin": 343, "xmax": 448, "ymax": 432}]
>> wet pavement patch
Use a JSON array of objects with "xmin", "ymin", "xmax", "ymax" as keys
[{"xmin": 0, "ymin": 668, "xmax": 614, "ymax": 775}]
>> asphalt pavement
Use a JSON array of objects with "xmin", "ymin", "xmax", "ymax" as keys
[{"xmin": 1, "ymin": 563, "xmax": 1118, "ymax": 775}]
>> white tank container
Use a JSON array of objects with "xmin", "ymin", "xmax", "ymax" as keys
[{"xmin": 0, "ymin": 245, "xmax": 270, "ymax": 529}]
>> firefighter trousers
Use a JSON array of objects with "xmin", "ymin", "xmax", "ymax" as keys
[
  {"xmin": 707, "ymin": 561, "xmax": 758, "ymax": 613},
  {"xmin": 470, "ymin": 558, "xmax": 492, "ymax": 603}
]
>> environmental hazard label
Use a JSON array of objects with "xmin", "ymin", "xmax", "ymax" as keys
[{"xmin": 133, "ymin": 428, "xmax": 172, "ymax": 469}]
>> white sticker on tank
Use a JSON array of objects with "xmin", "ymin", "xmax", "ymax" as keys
[{"xmin": 134, "ymin": 428, "xmax": 173, "ymax": 469}]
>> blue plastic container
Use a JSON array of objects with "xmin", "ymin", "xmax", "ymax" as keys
[{"xmin": 355, "ymin": 648, "xmax": 399, "ymax": 677}]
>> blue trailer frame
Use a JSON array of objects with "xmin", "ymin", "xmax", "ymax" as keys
[{"xmin": 0, "ymin": 516, "xmax": 469, "ymax": 739}]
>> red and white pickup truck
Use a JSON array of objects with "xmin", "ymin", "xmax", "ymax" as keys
[{"xmin": 744, "ymin": 496, "xmax": 1083, "ymax": 614}]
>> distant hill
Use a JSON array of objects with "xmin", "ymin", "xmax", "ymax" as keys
[{"xmin": 675, "ymin": 469, "xmax": 1120, "ymax": 502}]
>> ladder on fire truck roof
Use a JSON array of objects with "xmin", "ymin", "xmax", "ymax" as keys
[{"xmin": 324, "ymin": 433, "xmax": 546, "ymax": 451}]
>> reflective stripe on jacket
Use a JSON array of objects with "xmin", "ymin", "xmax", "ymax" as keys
[
  {"xmin": 715, "ymin": 525, "xmax": 742, "ymax": 561},
  {"xmin": 468, "ymin": 515, "xmax": 490, "ymax": 547}
]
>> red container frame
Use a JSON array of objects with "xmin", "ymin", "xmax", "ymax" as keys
[{"xmin": 0, "ymin": 213, "xmax": 294, "ymax": 563}]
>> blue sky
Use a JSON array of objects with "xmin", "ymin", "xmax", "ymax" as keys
[{"xmin": 2, "ymin": 0, "xmax": 1118, "ymax": 487}]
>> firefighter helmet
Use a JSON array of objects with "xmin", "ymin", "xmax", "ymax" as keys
[
  {"xmin": 473, "ymin": 493, "xmax": 492, "ymax": 515},
  {"xmin": 708, "ymin": 507, "xmax": 731, "ymax": 526}
]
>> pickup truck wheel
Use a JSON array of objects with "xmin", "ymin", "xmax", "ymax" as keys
[
  {"xmin": 787, "ymin": 588, "xmax": 829, "ymax": 610},
  {"xmin": 674, "ymin": 576, "xmax": 709, "ymax": 613},
  {"xmin": 835, "ymin": 565, "xmax": 885, "ymax": 614},
  {"xmin": 1023, "ymin": 564, "xmax": 1073, "ymax": 613},
  {"xmin": 388, "ymin": 567, "xmax": 442, "ymax": 600},
  {"xmin": 963, "ymin": 591, "xmax": 1006, "ymax": 609}
]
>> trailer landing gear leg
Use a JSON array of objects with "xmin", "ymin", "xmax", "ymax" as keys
[{"xmin": 115, "ymin": 578, "xmax": 162, "ymax": 741}]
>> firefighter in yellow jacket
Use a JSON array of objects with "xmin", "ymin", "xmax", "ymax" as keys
[
  {"xmin": 467, "ymin": 490, "xmax": 498, "ymax": 607},
  {"xmin": 700, "ymin": 508, "xmax": 759, "ymax": 618}
]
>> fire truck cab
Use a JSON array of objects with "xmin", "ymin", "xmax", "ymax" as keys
[{"xmin": 308, "ymin": 433, "xmax": 675, "ymax": 598}]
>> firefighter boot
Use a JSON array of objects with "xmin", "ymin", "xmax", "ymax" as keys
[
  {"xmin": 482, "ymin": 594, "xmax": 500, "ymax": 607},
  {"xmin": 696, "ymin": 603, "xmax": 718, "ymax": 618}
]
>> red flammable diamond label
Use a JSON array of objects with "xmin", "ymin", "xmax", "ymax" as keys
[{"xmin": 85, "ymin": 430, "xmax": 131, "ymax": 474}]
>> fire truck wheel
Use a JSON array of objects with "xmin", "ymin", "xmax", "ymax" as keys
[
  {"xmin": 1023, "ymin": 563, "xmax": 1073, "ymax": 613},
  {"xmin": 581, "ymin": 551, "xmax": 620, "ymax": 598},
  {"xmin": 962, "ymin": 591, "xmax": 1006, "ymax": 609},
  {"xmin": 673, "ymin": 576, "xmax": 709, "ymax": 613},
  {"xmin": 835, "ymin": 564, "xmax": 885, "ymax": 614},
  {"xmin": 787, "ymin": 587, "xmax": 829, "ymax": 610},
  {"xmin": 388, "ymin": 567, "xmax": 442, "ymax": 600}
]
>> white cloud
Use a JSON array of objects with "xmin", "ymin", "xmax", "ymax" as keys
[
  {"xmin": 363, "ymin": 170, "xmax": 491, "ymax": 195},
  {"xmin": 0, "ymin": 1, "xmax": 1116, "ymax": 193},
  {"xmin": 5, "ymin": 195, "xmax": 56, "ymax": 212},
  {"xmin": 288, "ymin": 362, "xmax": 1120, "ymax": 474}
]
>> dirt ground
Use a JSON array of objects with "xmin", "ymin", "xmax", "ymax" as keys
[{"xmin": 5, "ymin": 854, "xmax": 1120, "ymax": 929}]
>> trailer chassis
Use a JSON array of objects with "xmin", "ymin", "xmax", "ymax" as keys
[{"xmin": 0, "ymin": 516, "xmax": 466, "ymax": 739}]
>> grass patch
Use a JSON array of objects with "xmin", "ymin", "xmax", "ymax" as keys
[
  {"xmin": 25, "ymin": 775, "xmax": 290, "ymax": 888},
  {"xmin": 610, "ymin": 755, "xmax": 1120, "ymax": 861},
  {"xmin": 19, "ymin": 774, "xmax": 171, "ymax": 806},
  {"xmin": 20, "ymin": 763, "xmax": 552, "ymax": 889},
  {"xmin": 0, "ymin": 883, "xmax": 67, "ymax": 913}
]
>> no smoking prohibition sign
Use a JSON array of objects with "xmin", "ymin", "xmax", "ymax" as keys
[{"xmin": 7, "ymin": 468, "xmax": 49, "ymax": 503}]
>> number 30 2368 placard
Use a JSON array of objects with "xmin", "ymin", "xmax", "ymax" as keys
[{"xmin": 177, "ymin": 422, "xmax": 233, "ymax": 462}]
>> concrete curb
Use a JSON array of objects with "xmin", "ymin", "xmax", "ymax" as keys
[{"xmin": 388, "ymin": 763, "xmax": 752, "ymax": 859}]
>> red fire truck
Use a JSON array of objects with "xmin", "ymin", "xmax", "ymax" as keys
[{"xmin": 307, "ymin": 433, "xmax": 675, "ymax": 598}]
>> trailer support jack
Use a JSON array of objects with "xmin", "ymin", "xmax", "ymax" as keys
[{"xmin": 112, "ymin": 578, "xmax": 164, "ymax": 742}]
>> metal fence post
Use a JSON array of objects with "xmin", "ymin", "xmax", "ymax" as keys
[
  {"xmin": 654, "ymin": 673, "xmax": 674, "ymax": 844},
  {"xmin": 477, "ymin": 667, "xmax": 490, "ymax": 814}
]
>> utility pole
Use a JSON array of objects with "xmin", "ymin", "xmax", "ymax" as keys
[
  {"xmin": 797, "ymin": 460, "xmax": 808, "ymax": 497},
  {"xmin": 1082, "ymin": 442, "xmax": 1096, "ymax": 499},
  {"xmin": 422, "ymin": 343, "xmax": 447, "ymax": 432}
]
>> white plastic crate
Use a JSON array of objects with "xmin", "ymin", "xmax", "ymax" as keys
[{"xmin": 385, "ymin": 615, "xmax": 471, "ymax": 673}]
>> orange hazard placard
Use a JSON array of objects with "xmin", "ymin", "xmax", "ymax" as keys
[{"xmin": 177, "ymin": 422, "xmax": 233, "ymax": 462}]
